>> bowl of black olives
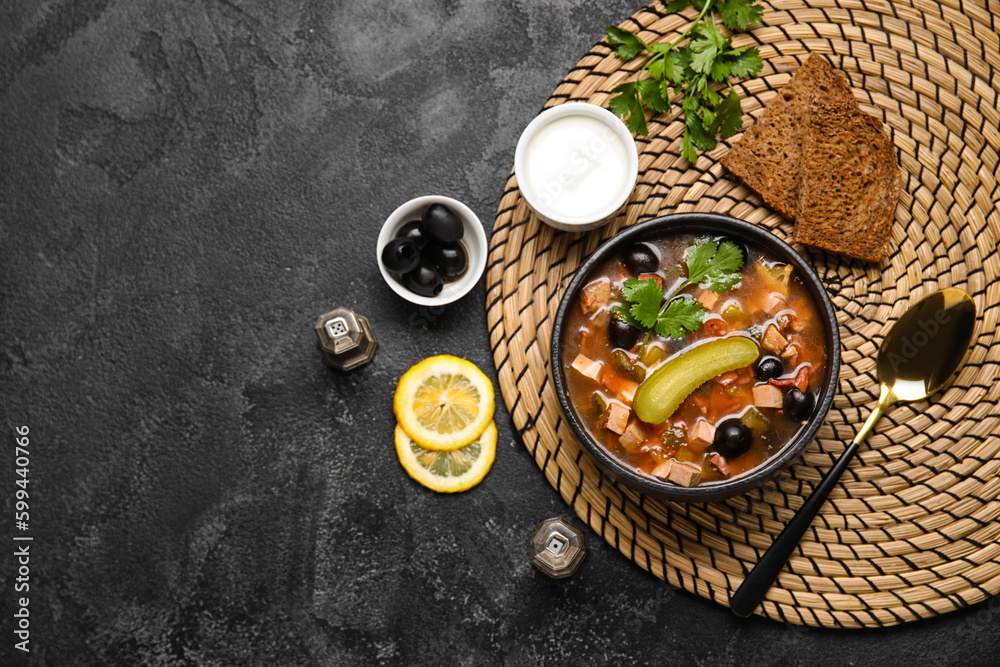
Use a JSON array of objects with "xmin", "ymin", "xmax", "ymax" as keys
[{"xmin": 377, "ymin": 195, "xmax": 487, "ymax": 306}]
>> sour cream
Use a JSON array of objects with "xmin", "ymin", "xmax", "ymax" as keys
[{"xmin": 515, "ymin": 103, "xmax": 638, "ymax": 231}]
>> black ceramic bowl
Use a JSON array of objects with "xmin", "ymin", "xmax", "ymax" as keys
[{"xmin": 551, "ymin": 213, "xmax": 841, "ymax": 502}]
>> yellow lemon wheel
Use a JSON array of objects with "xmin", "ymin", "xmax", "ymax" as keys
[
  {"xmin": 393, "ymin": 355, "xmax": 495, "ymax": 451},
  {"xmin": 394, "ymin": 423, "xmax": 496, "ymax": 493}
]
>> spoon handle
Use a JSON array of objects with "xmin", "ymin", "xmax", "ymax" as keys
[{"xmin": 729, "ymin": 401, "xmax": 889, "ymax": 618}]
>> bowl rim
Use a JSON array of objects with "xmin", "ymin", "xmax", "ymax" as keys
[
  {"xmin": 376, "ymin": 195, "xmax": 487, "ymax": 307},
  {"xmin": 514, "ymin": 102, "xmax": 638, "ymax": 231},
  {"xmin": 550, "ymin": 212, "xmax": 842, "ymax": 502}
]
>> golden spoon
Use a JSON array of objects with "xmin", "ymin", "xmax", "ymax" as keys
[{"xmin": 730, "ymin": 287, "xmax": 977, "ymax": 618}]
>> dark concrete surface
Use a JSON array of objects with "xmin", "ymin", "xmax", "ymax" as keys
[{"xmin": 1, "ymin": 1, "xmax": 998, "ymax": 665}]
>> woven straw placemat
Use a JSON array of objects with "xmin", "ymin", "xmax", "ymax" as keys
[{"xmin": 486, "ymin": 0, "xmax": 1000, "ymax": 628}]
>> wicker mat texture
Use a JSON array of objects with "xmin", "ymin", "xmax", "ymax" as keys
[{"xmin": 485, "ymin": 0, "xmax": 1000, "ymax": 628}]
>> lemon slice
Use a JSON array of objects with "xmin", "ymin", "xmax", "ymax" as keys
[
  {"xmin": 395, "ymin": 423, "xmax": 496, "ymax": 493},
  {"xmin": 394, "ymin": 355, "xmax": 495, "ymax": 451}
]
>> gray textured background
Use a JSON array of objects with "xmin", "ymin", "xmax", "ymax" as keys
[{"xmin": 2, "ymin": 1, "xmax": 998, "ymax": 665}]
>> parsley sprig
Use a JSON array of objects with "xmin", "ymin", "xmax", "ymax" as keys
[
  {"xmin": 611, "ymin": 236, "xmax": 744, "ymax": 347},
  {"xmin": 606, "ymin": 0, "xmax": 764, "ymax": 163}
]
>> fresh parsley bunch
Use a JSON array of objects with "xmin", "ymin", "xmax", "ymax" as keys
[
  {"xmin": 611, "ymin": 236, "xmax": 744, "ymax": 347},
  {"xmin": 606, "ymin": 0, "xmax": 764, "ymax": 163}
]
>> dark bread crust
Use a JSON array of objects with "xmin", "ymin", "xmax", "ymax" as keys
[
  {"xmin": 720, "ymin": 55, "xmax": 855, "ymax": 219},
  {"xmin": 793, "ymin": 100, "xmax": 903, "ymax": 262}
]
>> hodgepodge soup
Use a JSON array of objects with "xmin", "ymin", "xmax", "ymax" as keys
[{"xmin": 561, "ymin": 233, "xmax": 827, "ymax": 488}]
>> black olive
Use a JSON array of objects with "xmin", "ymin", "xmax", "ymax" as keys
[
  {"xmin": 713, "ymin": 418, "xmax": 753, "ymax": 459},
  {"xmin": 381, "ymin": 238, "xmax": 420, "ymax": 274},
  {"xmin": 422, "ymin": 203, "xmax": 463, "ymax": 243},
  {"xmin": 425, "ymin": 241, "xmax": 468, "ymax": 278},
  {"xmin": 784, "ymin": 388, "xmax": 816, "ymax": 421},
  {"xmin": 402, "ymin": 261, "xmax": 444, "ymax": 297},
  {"xmin": 396, "ymin": 220, "xmax": 429, "ymax": 249},
  {"xmin": 719, "ymin": 236, "xmax": 751, "ymax": 267},
  {"xmin": 753, "ymin": 355, "xmax": 784, "ymax": 381},
  {"xmin": 608, "ymin": 316, "xmax": 642, "ymax": 350},
  {"xmin": 623, "ymin": 242, "xmax": 658, "ymax": 275}
]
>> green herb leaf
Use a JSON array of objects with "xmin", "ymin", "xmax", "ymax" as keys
[
  {"xmin": 655, "ymin": 297, "xmax": 707, "ymax": 339},
  {"xmin": 690, "ymin": 38, "xmax": 721, "ymax": 75},
  {"xmin": 685, "ymin": 236, "xmax": 744, "ymax": 291},
  {"xmin": 661, "ymin": 50, "xmax": 689, "ymax": 85},
  {"xmin": 605, "ymin": 0, "xmax": 764, "ymax": 163},
  {"xmin": 680, "ymin": 131, "xmax": 698, "ymax": 164},
  {"xmin": 609, "ymin": 82, "xmax": 648, "ymax": 135},
  {"xmin": 723, "ymin": 46, "xmax": 763, "ymax": 78},
  {"xmin": 637, "ymin": 77, "xmax": 670, "ymax": 114},
  {"xmin": 713, "ymin": 90, "xmax": 744, "ymax": 138},
  {"xmin": 685, "ymin": 109, "xmax": 717, "ymax": 152},
  {"xmin": 611, "ymin": 304, "xmax": 642, "ymax": 328},
  {"xmin": 719, "ymin": 0, "xmax": 764, "ymax": 31},
  {"xmin": 606, "ymin": 26, "xmax": 646, "ymax": 60},
  {"xmin": 620, "ymin": 277, "xmax": 664, "ymax": 329}
]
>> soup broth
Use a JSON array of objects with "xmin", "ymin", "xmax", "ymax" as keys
[{"xmin": 561, "ymin": 232, "xmax": 827, "ymax": 487}]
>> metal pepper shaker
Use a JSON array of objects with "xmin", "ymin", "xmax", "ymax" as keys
[
  {"xmin": 314, "ymin": 307, "xmax": 377, "ymax": 371},
  {"xmin": 529, "ymin": 518, "xmax": 587, "ymax": 579}
]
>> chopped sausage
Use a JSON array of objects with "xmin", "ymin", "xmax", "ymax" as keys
[
  {"xmin": 710, "ymin": 454, "xmax": 731, "ymax": 476},
  {"xmin": 618, "ymin": 380, "xmax": 638, "ymax": 403},
  {"xmin": 651, "ymin": 459, "xmax": 674, "ymax": 479},
  {"xmin": 597, "ymin": 402, "xmax": 630, "ymax": 435},
  {"xmin": 780, "ymin": 344, "xmax": 800, "ymax": 366},
  {"xmin": 752, "ymin": 383, "xmax": 784, "ymax": 409},
  {"xmin": 702, "ymin": 317, "xmax": 728, "ymax": 337},
  {"xmin": 637, "ymin": 273, "xmax": 663, "ymax": 288},
  {"xmin": 668, "ymin": 462, "xmax": 702, "ymax": 487},
  {"xmin": 698, "ymin": 290, "xmax": 720, "ymax": 310},
  {"xmin": 688, "ymin": 420, "xmax": 716, "ymax": 450},
  {"xmin": 618, "ymin": 420, "xmax": 647, "ymax": 452},
  {"xmin": 571, "ymin": 354, "xmax": 603, "ymax": 381},
  {"xmin": 714, "ymin": 371, "xmax": 740, "ymax": 387},
  {"xmin": 580, "ymin": 279, "xmax": 610, "ymax": 314},
  {"xmin": 761, "ymin": 324, "xmax": 788, "ymax": 354},
  {"xmin": 770, "ymin": 365, "xmax": 812, "ymax": 393}
]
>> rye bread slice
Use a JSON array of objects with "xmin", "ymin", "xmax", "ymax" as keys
[
  {"xmin": 720, "ymin": 55, "xmax": 855, "ymax": 219},
  {"xmin": 793, "ymin": 99, "xmax": 902, "ymax": 262}
]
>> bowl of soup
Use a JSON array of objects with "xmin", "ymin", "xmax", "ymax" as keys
[{"xmin": 551, "ymin": 213, "xmax": 840, "ymax": 502}]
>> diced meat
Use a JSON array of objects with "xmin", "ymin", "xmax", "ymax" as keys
[
  {"xmin": 702, "ymin": 317, "xmax": 728, "ymax": 337},
  {"xmin": 714, "ymin": 371, "xmax": 740, "ymax": 387},
  {"xmin": 618, "ymin": 420, "xmax": 647, "ymax": 452},
  {"xmin": 601, "ymin": 368, "xmax": 637, "ymax": 402},
  {"xmin": 571, "ymin": 354, "xmax": 602, "ymax": 381},
  {"xmin": 761, "ymin": 324, "xmax": 788, "ymax": 354},
  {"xmin": 688, "ymin": 420, "xmax": 716, "ymax": 450},
  {"xmin": 780, "ymin": 344, "xmax": 800, "ymax": 365},
  {"xmin": 752, "ymin": 383, "xmax": 784, "ymax": 409},
  {"xmin": 762, "ymin": 291, "xmax": 787, "ymax": 314},
  {"xmin": 637, "ymin": 273, "xmax": 663, "ymax": 288},
  {"xmin": 668, "ymin": 462, "xmax": 702, "ymax": 487},
  {"xmin": 618, "ymin": 380, "xmax": 639, "ymax": 403},
  {"xmin": 698, "ymin": 290, "xmax": 720, "ymax": 310},
  {"xmin": 770, "ymin": 365, "xmax": 812, "ymax": 393},
  {"xmin": 651, "ymin": 459, "xmax": 674, "ymax": 479},
  {"xmin": 580, "ymin": 279, "xmax": 610, "ymax": 314},
  {"xmin": 597, "ymin": 402, "xmax": 629, "ymax": 435},
  {"xmin": 710, "ymin": 454, "xmax": 731, "ymax": 476}
]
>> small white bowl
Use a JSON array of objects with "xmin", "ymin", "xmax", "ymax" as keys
[
  {"xmin": 514, "ymin": 102, "xmax": 638, "ymax": 232},
  {"xmin": 377, "ymin": 195, "xmax": 487, "ymax": 306}
]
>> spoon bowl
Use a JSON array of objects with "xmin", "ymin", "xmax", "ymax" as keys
[{"xmin": 730, "ymin": 288, "xmax": 977, "ymax": 618}]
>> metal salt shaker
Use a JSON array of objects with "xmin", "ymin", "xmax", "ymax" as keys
[{"xmin": 314, "ymin": 307, "xmax": 377, "ymax": 371}]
